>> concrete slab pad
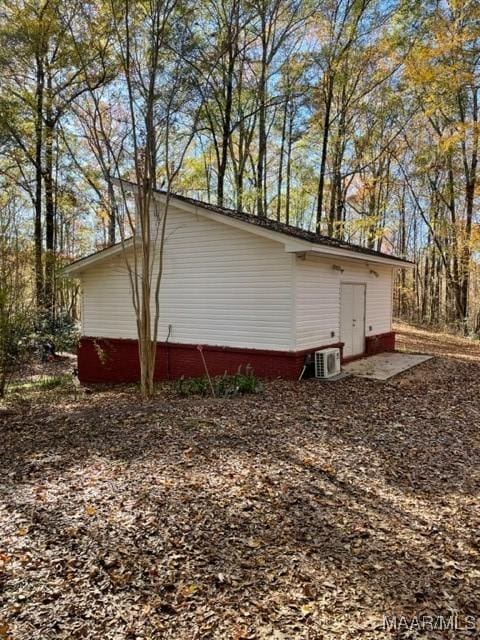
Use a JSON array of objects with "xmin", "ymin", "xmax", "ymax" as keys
[
  {"xmin": 315, "ymin": 371, "xmax": 351, "ymax": 382},
  {"xmin": 342, "ymin": 353, "xmax": 432, "ymax": 381}
]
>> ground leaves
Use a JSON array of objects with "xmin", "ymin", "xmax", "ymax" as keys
[{"xmin": 0, "ymin": 325, "xmax": 480, "ymax": 638}]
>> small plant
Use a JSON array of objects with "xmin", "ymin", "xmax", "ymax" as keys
[
  {"xmin": 93, "ymin": 340, "xmax": 108, "ymax": 365},
  {"xmin": 175, "ymin": 376, "xmax": 209, "ymax": 396},
  {"xmin": 175, "ymin": 366, "xmax": 260, "ymax": 397}
]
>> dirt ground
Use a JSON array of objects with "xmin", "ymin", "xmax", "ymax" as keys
[
  {"xmin": 1, "ymin": 325, "xmax": 480, "ymax": 639},
  {"xmin": 395, "ymin": 320, "xmax": 480, "ymax": 361}
]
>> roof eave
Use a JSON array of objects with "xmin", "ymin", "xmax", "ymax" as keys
[
  {"xmin": 61, "ymin": 238, "xmax": 134, "ymax": 276},
  {"xmin": 62, "ymin": 182, "xmax": 414, "ymax": 273},
  {"xmin": 300, "ymin": 246, "xmax": 415, "ymax": 268},
  {"xmin": 150, "ymin": 189, "xmax": 414, "ymax": 267}
]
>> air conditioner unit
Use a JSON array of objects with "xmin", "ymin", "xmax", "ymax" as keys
[{"xmin": 315, "ymin": 348, "xmax": 341, "ymax": 379}]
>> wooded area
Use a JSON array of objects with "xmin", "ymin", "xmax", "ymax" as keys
[
  {"xmin": 2, "ymin": 3, "xmax": 480, "ymax": 635},
  {"xmin": 1, "ymin": 0, "xmax": 479, "ymax": 388}
]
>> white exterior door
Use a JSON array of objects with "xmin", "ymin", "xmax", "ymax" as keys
[{"xmin": 340, "ymin": 284, "xmax": 366, "ymax": 358}]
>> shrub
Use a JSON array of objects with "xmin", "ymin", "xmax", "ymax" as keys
[
  {"xmin": 0, "ymin": 301, "xmax": 33, "ymax": 398},
  {"xmin": 175, "ymin": 367, "xmax": 260, "ymax": 397},
  {"xmin": 32, "ymin": 310, "xmax": 80, "ymax": 354},
  {"xmin": 0, "ymin": 201, "xmax": 36, "ymax": 397},
  {"xmin": 175, "ymin": 376, "xmax": 210, "ymax": 396}
]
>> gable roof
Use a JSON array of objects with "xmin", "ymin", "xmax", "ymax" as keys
[
  {"xmin": 63, "ymin": 186, "xmax": 413, "ymax": 275},
  {"xmin": 152, "ymin": 189, "xmax": 412, "ymax": 265}
]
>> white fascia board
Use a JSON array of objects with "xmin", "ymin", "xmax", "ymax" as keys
[
  {"xmin": 301, "ymin": 246, "xmax": 415, "ymax": 269},
  {"xmin": 62, "ymin": 238, "xmax": 134, "ymax": 276}
]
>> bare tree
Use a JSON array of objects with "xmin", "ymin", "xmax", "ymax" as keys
[{"xmin": 69, "ymin": 0, "xmax": 202, "ymax": 397}]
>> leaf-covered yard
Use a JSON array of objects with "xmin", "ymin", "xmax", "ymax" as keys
[{"xmin": 1, "ymin": 325, "xmax": 480, "ymax": 639}]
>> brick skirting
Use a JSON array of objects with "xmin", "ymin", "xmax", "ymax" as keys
[
  {"xmin": 77, "ymin": 333, "xmax": 395, "ymax": 384},
  {"xmin": 77, "ymin": 337, "xmax": 344, "ymax": 384},
  {"xmin": 365, "ymin": 331, "xmax": 396, "ymax": 356}
]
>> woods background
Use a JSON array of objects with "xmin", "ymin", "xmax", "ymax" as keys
[{"xmin": 1, "ymin": 0, "xmax": 479, "ymax": 347}]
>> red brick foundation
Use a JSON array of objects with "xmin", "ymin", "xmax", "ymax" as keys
[
  {"xmin": 77, "ymin": 333, "xmax": 395, "ymax": 384},
  {"xmin": 77, "ymin": 337, "xmax": 345, "ymax": 384},
  {"xmin": 365, "ymin": 331, "xmax": 396, "ymax": 356}
]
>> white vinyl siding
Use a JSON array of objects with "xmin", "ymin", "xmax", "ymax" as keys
[
  {"xmin": 81, "ymin": 205, "xmax": 295, "ymax": 350},
  {"xmin": 80, "ymin": 203, "xmax": 397, "ymax": 354},
  {"xmin": 82, "ymin": 258, "xmax": 137, "ymax": 339},
  {"xmin": 294, "ymin": 254, "xmax": 393, "ymax": 350}
]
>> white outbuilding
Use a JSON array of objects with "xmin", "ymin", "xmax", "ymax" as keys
[{"xmin": 64, "ymin": 188, "xmax": 413, "ymax": 383}]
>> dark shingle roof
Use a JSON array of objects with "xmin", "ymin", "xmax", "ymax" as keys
[
  {"xmin": 156, "ymin": 189, "xmax": 412, "ymax": 265},
  {"xmin": 64, "ymin": 183, "xmax": 413, "ymax": 272}
]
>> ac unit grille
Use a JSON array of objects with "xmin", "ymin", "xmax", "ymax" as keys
[
  {"xmin": 314, "ymin": 348, "xmax": 341, "ymax": 379},
  {"xmin": 327, "ymin": 352, "xmax": 336, "ymax": 373}
]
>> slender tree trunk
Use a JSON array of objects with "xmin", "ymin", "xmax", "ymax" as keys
[
  {"xmin": 107, "ymin": 179, "xmax": 116, "ymax": 245},
  {"xmin": 316, "ymin": 73, "xmax": 333, "ymax": 233},
  {"xmin": 458, "ymin": 87, "xmax": 478, "ymax": 328},
  {"xmin": 218, "ymin": 48, "xmax": 235, "ymax": 207},
  {"xmin": 256, "ymin": 40, "xmax": 267, "ymax": 217},
  {"xmin": 285, "ymin": 109, "xmax": 293, "ymax": 226},
  {"xmin": 276, "ymin": 97, "xmax": 288, "ymax": 221},
  {"xmin": 422, "ymin": 247, "xmax": 430, "ymax": 320},
  {"xmin": 150, "ymin": 126, "xmax": 157, "ymax": 190},
  {"xmin": 34, "ymin": 53, "xmax": 44, "ymax": 308},
  {"xmin": 460, "ymin": 178, "xmax": 475, "ymax": 322},
  {"xmin": 429, "ymin": 246, "xmax": 438, "ymax": 324},
  {"xmin": 399, "ymin": 184, "xmax": 406, "ymax": 315},
  {"xmin": 329, "ymin": 83, "xmax": 346, "ymax": 238},
  {"xmin": 446, "ymin": 157, "xmax": 461, "ymax": 323},
  {"xmin": 366, "ymin": 175, "xmax": 377, "ymax": 250},
  {"xmin": 328, "ymin": 152, "xmax": 341, "ymax": 236},
  {"xmin": 44, "ymin": 70, "xmax": 55, "ymax": 312}
]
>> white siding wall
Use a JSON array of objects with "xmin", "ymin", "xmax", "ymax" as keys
[
  {"xmin": 82, "ymin": 206, "xmax": 296, "ymax": 350},
  {"xmin": 294, "ymin": 254, "xmax": 393, "ymax": 350}
]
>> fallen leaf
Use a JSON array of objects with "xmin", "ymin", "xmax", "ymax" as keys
[{"xmin": 85, "ymin": 504, "xmax": 97, "ymax": 517}]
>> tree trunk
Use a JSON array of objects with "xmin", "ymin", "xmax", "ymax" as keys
[
  {"xmin": 316, "ymin": 73, "xmax": 333, "ymax": 233},
  {"xmin": 446, "ymin": 158, "xmax": 461, "ymax": 323},
  {"xmin": 458, "ymin": 86, "xmax": 478, "ymax": 329},
  {"xmin": 107, "ymin": 179, "xmax": 117, "ymax": 245},
  {"xmin": 256, "ymin": 29, "xmax": 267, "ymax": 217},
  {"xmin": 285, "ymin": 109, "xmax": 293, "ymax": 226},
  {"xmin": 217, "ymin": 45, "xmax": 235, "ymax": 207},
  {"xmin": 422, "ymin": 240, "xmax": 430, "ymax": 320},
  {"xmin": 44, "ymin": 70, "xmax": 55, "ymax": 312},
  {"xmin": 398, "ymin": 184, "xmax": 406, "ymax": 315},
  {"xmin": 34, "ymin": 53, "xmax": 44, "ymax": 308},
  {"xmin": 460, "ymin": 179, "xmax": 475, "ymax": 323},
  {"xmin": 276, "ymin": 97, "xmax": 288, "ymax": 221},
  {"xmin": 329, "ymin": 82, "xmax": 347, "ymax": 238}
]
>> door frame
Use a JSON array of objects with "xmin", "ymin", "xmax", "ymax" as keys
[{"xmin": 340, "ymin": 282, "xmax": 366, "ymax": 359}]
